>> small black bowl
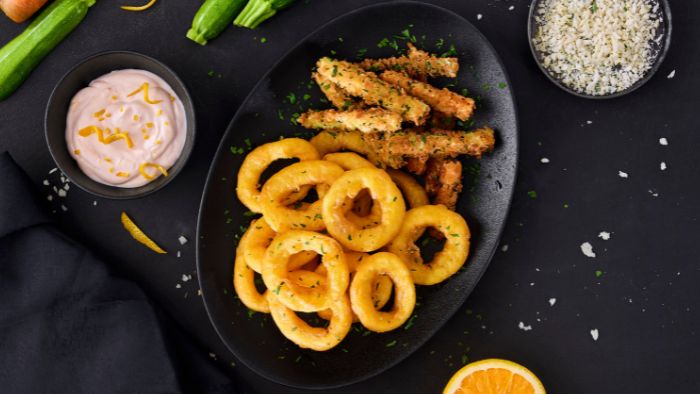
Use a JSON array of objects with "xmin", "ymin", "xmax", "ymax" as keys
[
  {"xmin": 528, "ymin": 0, "xmax": 672, "ymax": 99},
  {"xmin": 45, "ymin": 51, "xmax": 196, "ymax": 199}
]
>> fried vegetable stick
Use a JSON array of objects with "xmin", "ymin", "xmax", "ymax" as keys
[
  {"xmin": 312, "ymin": 72, "xmax": 361, "ymax": 110},
  {"xmin": 380, "ymin": 70, "xmax": 476, "ymax": 121},
  {"xmin": 405, "ymin": 156, "xmax": 428, "ymax": 175},
  {"xmin": 362, "ymin": 127, "xmax": 496, "ymax": 168},
  {"xmin": 298, "ymin": 108, "xmax": 402, "ymax": 133},
  {"xmin": 316, "ymin": 57, "xmax": 430, "ymax": 125},
  {"xmin": 357, "ymin": 43, "xmax": 459, "ymax": 79},
  {"xmin": 425, "ymin": 158, "xmax": 463, "ymax": 211}
]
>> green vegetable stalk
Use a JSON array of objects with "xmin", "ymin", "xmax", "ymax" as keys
[
  {"xmin": 187, "ymin": 0, "xmax": 247, "ymax": 46},
  {"xmin": 0, "ymin": 0, "xmax": 96, "ymax": 101},
  {"xmin": 233, "ymin": 0, "xmax": 296, "ymax": 29}
]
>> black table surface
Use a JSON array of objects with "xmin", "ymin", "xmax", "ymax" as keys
[{"xmin": 1, "ymin": 1, "xmax": 699, "ymax": 393}]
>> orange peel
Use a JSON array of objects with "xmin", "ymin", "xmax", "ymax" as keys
[{"xmin": 120, "ymin": 212, "xmax": 166, "ymax": 254}]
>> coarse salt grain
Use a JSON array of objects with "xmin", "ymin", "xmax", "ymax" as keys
[
  {"xmin": 541, "ymin": 157, "xmax": 550, "ymax": 163},
  {"xmin": 178, "ymin": 235, "xmax": 188, "ymax": 245},
  {"xmin": 590, "ymin": 328, "xmax": 599, "ymax": 341},
  {"xmin": 548, "ymin": 298, "xmax": 557, "ymax": 306},
  {"xmin": 618, "ymin": 171, "xmax": 629, "ymax": 178},
  {"xmin": 598, "ymin": 231, "xmax": 611, "ymax": 240},
  {"xmin": 660, "ymin": 161, "xmax": 667, "ymax": 170},
  {"xmin": 518, "ymin": 322, "xmax": 532, "ymax": 331},
  {"xmin": 581, "ymin": 242, "xmax": 596, "ymax": 258},
  {"xmin": 667, "ymin": 70, "xmax": 675, "ymax": 79},
  {"xmin": 533, "ymin": 0, "xmax": 661, "ymax": 95},
  {"xmin": 477, "ymin": 13, "xmax": 483, "ymax": 20},
  {"xmin": 659, "ymin": 137, "xmax": 668, "ymax": 145}
]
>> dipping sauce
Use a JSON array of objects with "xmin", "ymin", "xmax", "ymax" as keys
[{"xmin": 66, "ymin": 69, "xmax": 186, "ymax": 188}]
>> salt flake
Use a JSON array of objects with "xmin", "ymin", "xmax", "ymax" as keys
[
  {"xmin": 580, "ymin": 242, "xmax": 596, "ymax": 258},
  {"xmin": 667, "ymin": 70, "xmax": 676, "ymax": 79},
  {"xmin": 618, "ymin": 171, "xmax": 629, "ymax": 179},
  {"xmin": 540, "ymin": 157, "xmax": 550, "ymax": 164},
  {"xmin": 518, "ymin": 322, "xmax": 532, "ymax": 331},
  {"xmin": 548, "ymin": 298, "xmax": 557, "ymax": 306},
  {"xmin": 477, "ymin": 13, "xmax": 483, "ymax": 20},
  {"xmin": 660, "ymin": 162, "xmax": 667, "ymax": 171},
  {"xmin": 598, "ymin": 231, "xmax": 611, "ymax": 240},
  {"xmin": 178, "ymin": 236, "xmax": 188, "ymax": 245},
  {"xmin": 659, "ymin": 137, "xmax": 668, "ymax": 146},
  {"xmin": 590, "ymin": 328, "xmax": 599, "ymax": 341}
]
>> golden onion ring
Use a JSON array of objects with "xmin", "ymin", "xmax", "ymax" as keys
[
  {"xmin": 386, "ymin": 169, "xmax": 429, "ymax": 208},
  {"xmin": 350, "ymin": 252, "xmax": 415, "ymax": 332},
  {"xmin": 262, "ymin": 230, "xmax": 349, "ymax": 312},
  {"xmin": 267, "ymin": 292, "xmax": 352, "ymax": 351},
  {"xmin": 387, "ymin": 205, "xmax": 470, "ymax": 285},
  {"xmin": 236, "ymin": 138, "xmax": 319, "ymax": 213},
  {"xmin": 260, "ymin": 160, "xmax": 344, "ymax": 232},
  {"xmin": 233, "ymin": 245, "xmax": 269, "ymax": 313},
  {"xmin": 238, "ymin": 218, "xmax": 318, "ymax": 273},
  {"xmin": 322, "ymin": 168, "xmax": 405, "ymax": 252},
  {"xmin": 317, "ymin": 252, "xmax": 392, "ymax": 322}
]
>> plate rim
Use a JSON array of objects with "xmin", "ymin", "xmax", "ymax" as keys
[{"xmin": 196, "ymin": 1, "xmax": 520, "ymax": 389}]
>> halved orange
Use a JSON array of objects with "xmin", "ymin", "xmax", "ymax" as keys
[{"xmin": 443, "ymin": 358, "xmax": 545, "ymax": 394}]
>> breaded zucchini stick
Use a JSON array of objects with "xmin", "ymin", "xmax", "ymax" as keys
[
  {"xmin": 316, "ymin": 57, "xmax": 430, "ymax": 125},
  {"xmin": 312, "ymin": 72, "xmax": 361, "ymax": 110},
  {"xmin": 425, "ymin": 158, "xmax": 463, "ymax": 211},
  {"xmin": 381, "ymin": 70, "xmax": 476, "ymax": 121},
  {"xmin": 298, "ymin": 108, "xmax": 402, "ymax": 133},
  {"xmin": 357, "ymin": 43, "xmax": 459, "ymax": 79},
  {"xmin": 405, "ymin": 156, "xmax": 428, "ymax": 175},
  {"xmin": 362, "ymin": 127, "xmax": 496, "ymax": 168}
]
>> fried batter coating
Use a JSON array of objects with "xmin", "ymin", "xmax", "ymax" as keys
[
  {"xmin": 429, "ymin": 110, "xmax": 456, "ymax": 130},
  {"xmin": 298, "ymin": 108, "xmax": 403, "ymax": 133},
  {"xmin": 316, "ymin": 57, "xmax": 430, "ymax": 125},
  {"xmin": 425, "ymin": 158, "xmax": 463, "ymax": 211},
  {"xmin": 312, "ymin": 72, "xmax": 361, "ymax": 110},
  {"xmin": 405, "ymin": 156, "xmax": 428, "ymax": 175},
  {"xmin": 380, "ymin": 71, "xmax": 475, "ymax": 121},
  {"xmin": 358, "ymin": 43, "xmax": 459, "ymax": 79},
  {"xmin": 362, "ymin": 127, "xmax": 496, "ymax": 169}
]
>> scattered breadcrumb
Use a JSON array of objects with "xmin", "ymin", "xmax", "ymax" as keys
[
  {"xmin": 598, "ymin": 231, "xmax": 611, "ymax": 240},
  {"xmin": 518, "ymin": 322, "xmax": 532, "ymax": 331},
  {"xmin": 580, "ymin": 242, "xmax": 596, "ymax": 258},
  {"xmin": 618, "ymin": 171, "xmax": 629, "ymax": 178},
  {"xmin": 660, "ymin": 162, "xmax": 667, "ymax": 171},
  {"xmin": 590, "ymin": 328, "xmax": 599, "ymax": 341},
  {"xmin": 659, "ymin": 137, "xmax": 668, "ymax": 146},
  {"xmin": 667, "ymin": 69, "xmax": 676, "ymax": 79},
  {"xmin": 548, "ymin": 298, "xmax": 557, "ymax": 306}
]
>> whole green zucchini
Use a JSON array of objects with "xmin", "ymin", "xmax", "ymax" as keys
[
  {"xmin": 234, "ymin": 0, "xmax": 296, "ymax": 29},
  {"xmin": 0, "ymin": 0, "xmax": 96, "ymax": 101},
  {"xmin": 186, "ymin": 0, "xmax": 247, "ymax": 46}
]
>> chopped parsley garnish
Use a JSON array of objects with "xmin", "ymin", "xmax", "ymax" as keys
[
  {"xmin": 286, "ymin": 92, "xmax": 297, "ymax": 104},
  {"xmin": 527, "ymin": 190, "xmax": 538, "ymax": 199},
  {"xmin": 230, "ymin": 145, "xmax": 244, "ymax": 155},
  {"xmin": 498, "ymin": 82, "xmax": 508, "ymax": 89},
  {"xmin": 260, "ymin": 37, "xmax": 267, "ymax": 43},
  {"xmin": 356, "ymin": 48, "xmax": 368, "ymax": 59},
  {"xmin": 404, "ymin": 314, "xmax": 418, "ymax": 330},
  {"xmin": 385, "ymin": 340, "xmax": 397, "ymax": 347},
  {"xmin": 331, "ymin": 65, "xmax": 338, "ymax": 77},
  {"xmin": 590, "ymin": 1, "xmax": 598, "ymax": 12},
  {"xmin": 595, "ymin": 270, "xmax": 603, "ymax": 278},
  {"xmin": 441, "ymin": 44, "xmax": 457, "ymax": 57}
]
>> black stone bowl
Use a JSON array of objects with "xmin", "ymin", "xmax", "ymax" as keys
[
  {"xmin": 528, "ymin": 0, "xmax": 672, "ymax": 99},
  {"xmin": 45, "ymin": 51, "xmax": 196, "ymax": 199}
]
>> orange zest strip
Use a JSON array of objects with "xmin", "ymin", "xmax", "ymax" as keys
[
  {"xmin": 127, "ymin": 82, "xmax": 163, "ymax": 104},
  {"xmin": 139, "ymin": 162, "xmax": 168, "ymax": 180},
  {"xmin": 120, "ymin": 212, "xmax": 167, "ymax": 254},
  {"xmin": 78, "ymin": 125, "xmax": 134, "ymax": 148},
  {"xmin": 120, "ymin": 0, "xmax": 158, "ymax": 12},
  {"xmin": 116, "ymin": 171, "xmax": 130, "ymax": 178}
]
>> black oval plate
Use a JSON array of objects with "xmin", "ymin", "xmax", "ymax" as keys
[{"xmin": 197, "ymin": 1, "xmax": 518, "ymax": 389}]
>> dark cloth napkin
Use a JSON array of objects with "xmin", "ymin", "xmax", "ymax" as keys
[{"xmin": 0, "ymin": 153, "xmax": 235, "ymax": 394}]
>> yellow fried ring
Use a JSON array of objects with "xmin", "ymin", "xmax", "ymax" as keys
[
  {"xmin": 262, "ymin": 230, "xmax": 349, "ymax": 312},
  {"xmin": 387, "ymin": 205, "xmax": 470, "ymax": 285},
  {"xmin": 260, "ymin": 160, "xmax": 344, "ymax": 232},
  {"xmin": 239, "ymin": 218, "xmax": 317, "ymax": 273},
  {"xmin": 350, "ymin": 252, "xmax": 416, "ymax": 332},
  {"xmin": 267, "ymin": 292, "xmax": 352, "ymax": 351},
  {"xmin": 322, "ymin": 168, "xmax": 406, "ymax": 252},
  {"xmin": 317, "ymin": 252, "xmax": 393, "ymax": 322},
  {"xmin": 236, "ymin": 138, "xmax": 320, "ymax": 213},
  {"xmin": 233, "ymin": 245, "xmax": 269, "ymax": 313},
  {"xmin": 386, "ymin": 169, "xmax": 429, "ymax": 208},
  {"xmin": 323, "ymin": 152, "xmax": 381, "ymax": 221}
]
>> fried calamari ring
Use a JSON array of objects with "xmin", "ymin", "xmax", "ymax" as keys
[
  {"xmin": 260, "ymin": 160, "xmax": 344, "ymax": 232},
  {"xmin": 237, "ymin": 138, "xmax": 320, "ymax": 212},
  {"xmin": 267, "ymin": 292, "xmax": 352, "ymax": 351},
  {"xmin": 233, "ymin": 245, "xmax": 269, "ymax": 313},
  {"xmin": 323, "ymin": 152, "xmax": 379, "ymax": 219},
  {"xmin": 316, "ymin": 252, "xmax": 393, "ymax": 322},
  {"xmin": 322, "ymin": 168, "xmax": 406, "ymax": 252},
  {"xmin": 262, "ymin": 231, "xmax": 349, "ymax": 312},
  {"xmin": 309, "ymin": 130, "xmax": 380, "ymax": 165},
  {"xmin": 387, "ymin": 205, "xmax": 470, "ymax": 285},
  {"xmin": 238, "ymin": 218, "xmax": 317, "ymax": 273},
  {"xmin": 350, "ymin": 252, "xmax": 416, "ymax": 332},
  {"xmin": 386, "ymin": 169, "xmax": 429, "ymax": 208}
]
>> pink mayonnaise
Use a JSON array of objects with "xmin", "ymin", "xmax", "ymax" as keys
[{"xmin": 66, "ymin": 69, "xmax": 186, "ymax": 188}]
